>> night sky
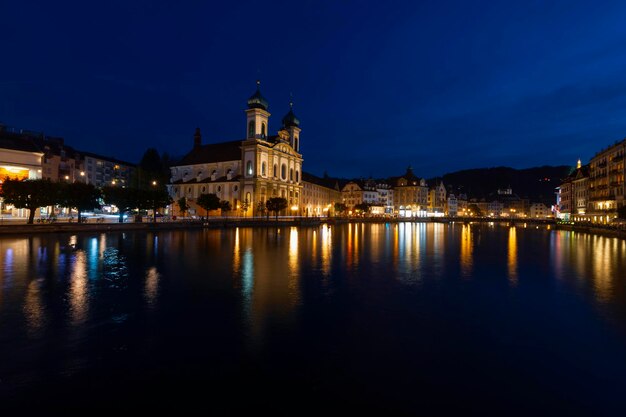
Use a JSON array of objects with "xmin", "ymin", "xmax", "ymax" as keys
[{"xmin": 2, "ymin": 0, "xmax": 626, "ymax": 178}]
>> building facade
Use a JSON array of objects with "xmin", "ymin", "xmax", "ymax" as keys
[
  {"xmin": 588, "ymin": 139, "xmax": 625, "ymax": 223},
  {"xmin": 82, "ymin": 152, "xmax": 136, "ymax": 188},
  {"xmin": 169, "ymin": 83, "xmax": 304, "ymax": 217}
]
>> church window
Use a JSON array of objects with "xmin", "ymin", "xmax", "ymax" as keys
[
  {"xmin": 274, "ymin": 164, "xmax": 278, "ymax": 177},
  {"xmin": 281, "ymin": 164, "xmax": 287, "ymax": 180},
  {"xmin": 290, "ymin": 168, "xmax": 294, "ymax": 181},
  {"xmin": 261, "ymin": 123, "xmax": 266, "ymax": 138},
  {"xmin": 261, "ymin": 162, "xmax": 266, "ymax": 176},
  {"xmin": 246, "ymin": 160, "xmax": 253, "ymax": 176},
  {"xmin": 248, "ymin": 121, "xmax": 255, "ymax": 138},
  {"xmin": 295, "ymin": 170, "xmax": 299, "ymax": 182},
  {"xmin": 294, "ymin": 137, "xmax": 299, "ymax": 152}
]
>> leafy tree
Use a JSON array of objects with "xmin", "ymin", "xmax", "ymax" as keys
[
  {"xmin": 196, "ymin": 193, "xmax": 221, "ymax": 218},
  {"xmin": 0, "ymin": 178, "xmax": 59, "ymax": 224},
  {"xmin": 354, "ymin": 202, "xmax": 370, "ymax": 214},
  {"xmin": 240, "ymin": 198, "xmax": 249, "ymax": 217},
  {"xmin": 177, "ymin": 197, "xmax": 189, "ymax": 219},
  {"xmin": 219, "ymin": 200, "xmax": 231, "ymax": 216},
  {"xmin": 256, "ymin": 201, "xmax": 267, "ymax": 219},
  {"xmin": 334, "ymin": 202, "xmax": 347, "ymax": 216},
  {"xmin": 266, "ymin": 197, "xmax": 288, "ymax": 221},
  {"xmin": 467, "ymin": 203, "xmax": 483, "ymax": 217},
  {"xmin": 102, "ymin": 186, "xmax": 138, "ymax": 223},
  {"xmin": 59, "ymin": 182, "xmax": 101, "ymax": 223},
  {"xmin": 135, "ymin": 148, "xmax": 170, "ymax": 190},
  {"xmin": 136, "ymin": 188, "xmax": 172, "ymax": 223}
]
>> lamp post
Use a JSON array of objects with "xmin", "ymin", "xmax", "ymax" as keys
[{"xmin": 152, "ymin": 180, "xmax": 157, "ymax": 223}]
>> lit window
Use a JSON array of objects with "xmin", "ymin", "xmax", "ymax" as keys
[{"xmin": 246, "ymin": 160, "xmax": 253, "ymax": 176}]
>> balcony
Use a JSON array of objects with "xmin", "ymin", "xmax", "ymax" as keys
[{"xmin": 612, "ymin": 155, "xmax": 623, "ymax": 163}]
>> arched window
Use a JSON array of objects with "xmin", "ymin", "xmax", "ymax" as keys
[
  {"xmin": 290, "ymin": 168, "xmax": 294, "ymax": 181},
  {"xmin": 294, "ymin": 137, "xmax": 299, "ymax": 152},
  {"xmin": 246, "ymin": 160, "xmax": 253, "ymax": 176},
  {"xmin": 261, "ymin": 122, "xmax": 266, "ymax": 138},
  {"xmin": 261, "ymin": 162, "xmax": 266, "ymax": 176},
  {"xmin": 295, "ymin": 170, "xmax": 299, "ymax": 182},
  {"xmin": 281, "ymin": 164, "xmax": 287, "ymax": 180},
  {"xmin": 245, "ymin": 192, "xmax": 251, "ymax": 203},
  {"xmin": 273, "ymin": 164, "xmax": 278, "ymax": 177},
  {"xmin": 248, "ymin": 120, "xmax": 255, "ymax": 138}
]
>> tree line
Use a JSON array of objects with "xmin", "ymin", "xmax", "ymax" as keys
[{"xmin": 0, "ymin": 178, "xmax": 171, "ymax": 224}]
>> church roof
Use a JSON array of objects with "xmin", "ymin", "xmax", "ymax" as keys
[{"xmin": 177, "ymin": 140, "xmax": 242, "ymax": 165}]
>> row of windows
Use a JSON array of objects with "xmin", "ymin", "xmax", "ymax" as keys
[{"xmin": 247, "ymin": 160, "xmax": 301, "ymax": 182}]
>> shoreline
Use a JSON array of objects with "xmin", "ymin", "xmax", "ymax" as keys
[{"xmin": 0, "ymin": 216, "xmax": 624, "ymax": 239}]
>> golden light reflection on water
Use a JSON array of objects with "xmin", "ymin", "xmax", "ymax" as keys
[
  {"xmin": 321, "ymin": 224, "xmax": 332, "ymax": 275},
  {"xmin": 591, "ymin": 235, "xmax": 613, "ymax": 303},
  {"xmin": 145, "ymin": 266, "xmax": 159, "ymax": 308},
  {"xmin": 288, "ymin": 227, "xmax": 299, "ymax": 275},
  {"xmin": 24, "ymin": 278, "xmax": 44, "ymax": 335},
  {"xmin": 508, "ymin": 226, "xmax": 518, "ymax": 286},
  {"xmin": 460, "ymin": 224, "xmax": 473, "ymax": 277},
  {"xmin": 69, "ymin": 250, "xmax": 88, "ymax": 325}
]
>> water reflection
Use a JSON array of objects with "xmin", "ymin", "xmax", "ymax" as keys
[
  {"xmin": 0, "ymin": 224, "xmax": 625, "ymax": 366},
  {"xmin": 321, "ymin": 224, "xmax": 332, "ymax": 276},
  {"xmin": 69, "ymin": 250, "xmax": 88, "ymax": 325},
  {"xmin": 145, "ymin": 266, "xmax": 159, "ymax": 308},
  {"xmin": 508, "ymin": 226, "xmax": 518, "ymax": 286},
  {"xmin": 460, "ymin": 224, "xmax": 473, "ymax": 277},
  {"xmin": 23, "ymin": 278, "xmax": 45, "ymax": 335}
]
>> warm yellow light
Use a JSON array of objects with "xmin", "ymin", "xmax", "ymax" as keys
[
  {"xmin": 64, "ymin": 175, "xmax": 70, "ymax": 180},
  {"xmin": 152, "ymin": 180, "xmax": 157, "ymax": 186},
  {"xmin": 80, "ymin": 171, "xmax": 85, "ymax": 176},
  {"xmin": 291, "ymin": 205, "xmax": 298, "ymax": 211},
  {"xmin": 112, "ymin": 180, "xmax": 116, "ymax": 185}
]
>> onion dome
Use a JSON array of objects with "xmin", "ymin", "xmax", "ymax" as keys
[
  {"xmin": 247, "ymin": 80, "xmax": 269, "ymax": 110},
  {"xmin": 282, "ymin": 102, "xmax": 300, "ymax": 128}
]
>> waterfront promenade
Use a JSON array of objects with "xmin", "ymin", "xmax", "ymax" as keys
[{"xmin": 1, "ymin": 215, "xmax": 625, "ymax": 240}]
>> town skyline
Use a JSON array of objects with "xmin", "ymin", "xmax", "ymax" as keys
[{"xmin": 2, "ymin": 1, "xmax": 626, "ymax": 178}]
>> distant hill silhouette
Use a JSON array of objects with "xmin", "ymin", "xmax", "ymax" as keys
[{"xmin": 435, "ymin": 165, "xmax": 572, "ymax": 205}]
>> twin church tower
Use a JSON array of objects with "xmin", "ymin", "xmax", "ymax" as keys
[{"xmin": 169, "ymin": 82, "xmax": 304, "ymax": 216}]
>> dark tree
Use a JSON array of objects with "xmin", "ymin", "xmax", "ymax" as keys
[
  {"xmin": 136, "ymin": 148, "xmax": 170, "ymax": 190},
  {"xmin": 136, "ymin": 188, "xmax": 172, "ymax": 223},
  {"xmin": 618, "ymin": 205, "xmax": 626, "ymax": 220},
  {"xmin": 354, "ymin": 202, "xmax": 370, "ymax": 214},
  {"xmin": 177, "ymin": 197, "xmax": 189, "ymax": 219},
  {"xmin": 196, "ymin": 193, "xmax": 221, "ymax": 218},
  {"xmin": 102, "ymin": 186, "xmax": 138, "ymax": 223},
  {"xmin": 467, "ymin": 203, "xmax": 483, "ymax": 217},
  {"xmin": 219, "ymin": 200, "xmax": 231, "ymax": 217},
  {"xmin": 0, "ymin": 178, "xmax": 58, "ymax": 224},
  {"xmin": 266, "ymin": 197, "xmax": 288, "ymax": 221},
  {"xmin": 59, "ymin": 182, "xmax": 101, "ymax": 223},
  {"xmin": 334, "ymin": 202, "xmax": 347, "ymax": 216}
]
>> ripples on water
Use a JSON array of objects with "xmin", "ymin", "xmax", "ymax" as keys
[{"xmin": 1, "ymin": 223, "xmax": 625, "ymax": 414}]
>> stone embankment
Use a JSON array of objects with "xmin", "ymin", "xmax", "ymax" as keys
[{"xmin": 1, "ymin": 216, "xmax": 625, "ymax": 240}]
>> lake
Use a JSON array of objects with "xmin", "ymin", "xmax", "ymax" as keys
[{"xmin": 1, "ymin": 222, "xmax": 625, "ymax": 415}]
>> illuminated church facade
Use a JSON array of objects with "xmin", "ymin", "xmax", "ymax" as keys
[{"xmin": 169, "ymin": 82, "xmax": 304, "ymax": 216}]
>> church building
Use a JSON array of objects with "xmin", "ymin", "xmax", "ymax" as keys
[{"xmin": 169, "ymin": 82, "xmax": 303, "ymax": 216}]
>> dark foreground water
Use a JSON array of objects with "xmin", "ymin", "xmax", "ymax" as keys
[{"xmin": 1, "ymin": 223, "xmax": 626, "ymax": 415}]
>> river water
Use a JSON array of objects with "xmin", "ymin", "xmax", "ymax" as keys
[{"xmin": 1, "ymin": 223, "xmax": 625, "ymax": 415}]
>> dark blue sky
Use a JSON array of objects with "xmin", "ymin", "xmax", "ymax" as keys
[{"xmin": 2, "ymin": 0, "xmax": 626, "ymax": 178}]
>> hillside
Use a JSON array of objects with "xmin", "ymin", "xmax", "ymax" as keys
[{"xmin": 436, "ymin": 165, "xmax": 572, "ymax": 205}]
